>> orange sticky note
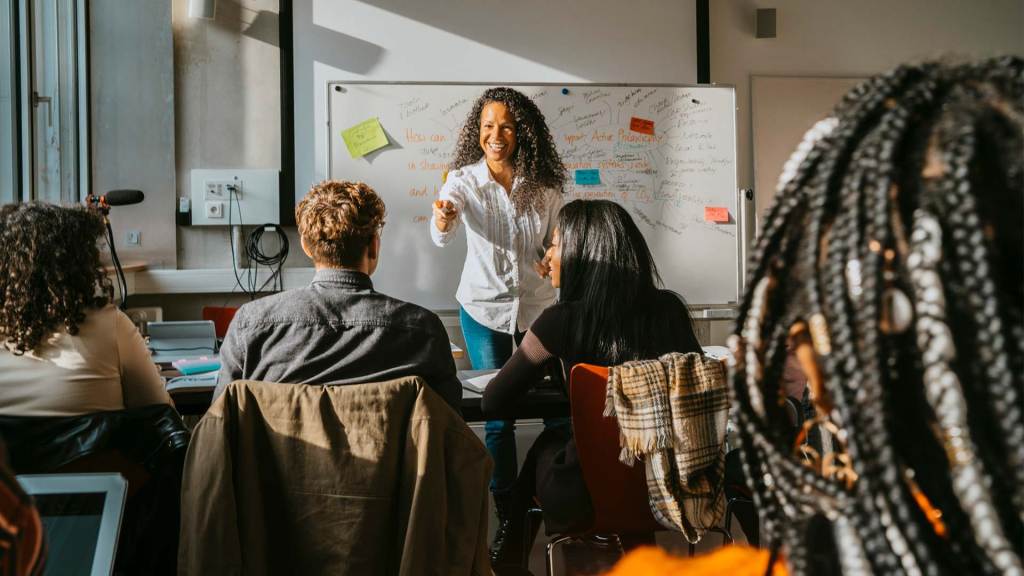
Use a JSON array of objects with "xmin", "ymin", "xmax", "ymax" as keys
[
  {"xmin": 629, "ymin": 117, "xmax": 655, "ymax": 135},
  {"xmin": 705, "ymin": 207, "xmax": 730, "ymax": 223}
]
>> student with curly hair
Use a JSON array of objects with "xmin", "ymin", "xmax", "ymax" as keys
[
  {"xmin": 725, "ymin": 56, "xmax": 1023, "ymax": 575},
  {"xmin": 216, "ymin": 180, "xmax": 461, "ymax": 409},
  {"xmin": 0, "ymin": 203, "xmax": 171, "ymax": 416},
  {"xmin": 429, "ymin": 87, "xmax": 568, "ymax": 554}
]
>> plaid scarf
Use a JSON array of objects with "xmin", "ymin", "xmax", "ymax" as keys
[{"xmin": 606, "ymin": 352, "xmax": 729, "ymax": 543}]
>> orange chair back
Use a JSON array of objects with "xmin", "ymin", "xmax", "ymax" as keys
[
  {"xmin": 202, "ymin": 306, "xmax": 238, "ymax": 339},
  {"xmin": 569, "ymin": 363, "xmax": 663, "ymax": 535}
]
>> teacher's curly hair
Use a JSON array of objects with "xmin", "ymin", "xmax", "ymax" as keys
[
  {"xmin": 728, "ymin": 56, "xmax": 1023, "ymax": 575},
  {"xmin": 451, "ymin": 86, "xmax": 566, "ymax": 212},
  {"xmin": 0, "ymin": 203, "xmax": 113, "ymax": 354}
]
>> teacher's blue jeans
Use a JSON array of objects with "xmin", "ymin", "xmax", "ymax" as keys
[{"xmin": 460, "ymin": 308, "xmax": 570, "ymax": 494}]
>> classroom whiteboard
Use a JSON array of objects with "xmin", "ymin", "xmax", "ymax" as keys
[{"xmin": 327, "ymin": 83, "xmax": 739, "ymax": 309}]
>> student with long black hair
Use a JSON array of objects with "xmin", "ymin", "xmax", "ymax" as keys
[{"xmin": 481, "ymin": 199, "xmax": 701, "ymax": 569}]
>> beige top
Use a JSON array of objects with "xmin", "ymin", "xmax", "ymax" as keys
[{"xmin": 0, "ymin": 305, "xmax": 171, "ymax": 416}]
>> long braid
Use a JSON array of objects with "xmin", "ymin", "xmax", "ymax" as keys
[
  {"xmin": 839, "ymin": 70, "xmax": 950, "ymax": 576},
  {"xmin": 928, "ymin": 85, "xmax": 1024, "ymax": 517},
  {"xmin": 729, "ymin": 57, "xmax": 1024, "ymax": 576},
  {"xmin": 804, "ymin": 66, "xmax": 939, "ymax": 575}
]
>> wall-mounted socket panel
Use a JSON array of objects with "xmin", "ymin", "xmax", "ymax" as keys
[{"xmin": 190, "ymin": 169, "xmax": 279, "ymax": 226}]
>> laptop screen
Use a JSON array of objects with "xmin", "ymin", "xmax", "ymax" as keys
[
  {"xmin": 35, "ymin": 492, "xmax": 108, "ymax": 574},
  {"xmin": 18, "ymin": 474, "xmax": 127, "ymax": 576}
]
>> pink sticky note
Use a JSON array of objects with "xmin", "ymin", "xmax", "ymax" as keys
[{"xmin": 705, "ymin": 207, "xmax": 729, "ymax": 223}]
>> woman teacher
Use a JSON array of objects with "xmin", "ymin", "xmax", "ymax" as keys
[{"xmin": 429, "ymin": 86, "xmax": 567, "ymax": 561}]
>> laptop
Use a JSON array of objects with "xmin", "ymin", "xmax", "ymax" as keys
[
  {"xmin": 147, "ymin": 320, "xmax": 217, "ymax": 364},
  {"xmin": 17, "ymin": 473, "xmax": 128, "ymax": 576}
]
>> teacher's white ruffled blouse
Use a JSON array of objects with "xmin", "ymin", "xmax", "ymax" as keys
[{"xmin": 430, "ymin": 158, "xmax": 562, "ymax": 334}]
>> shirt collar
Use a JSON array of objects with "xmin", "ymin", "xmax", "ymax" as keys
[{"xmin": 311, "ymin": 268, "xmax": 374, "ymax": 290}]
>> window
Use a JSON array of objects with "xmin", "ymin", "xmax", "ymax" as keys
[
  {"xmin": 0, "ymin": 0, "xmax": 16, "ymax": 202},
  {"xmin": 0, "ymin": 0, "xmax": 89, "ymax": 203}
]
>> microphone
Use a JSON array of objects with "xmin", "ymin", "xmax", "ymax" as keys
[{"xmin": 95, "ymin": 189, "xmax": 145, "ymax": 206}]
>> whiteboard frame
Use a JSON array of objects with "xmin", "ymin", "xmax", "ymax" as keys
[{"xmin": 323, "ymin": 81, "xmax": 742, "ymax": 310}]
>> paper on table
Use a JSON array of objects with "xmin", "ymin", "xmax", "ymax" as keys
[
  {"xmin": 341, "ymin": 117, "xmax": 390, "ymax": 158},
  {"xmin": 165, "ymin": 371, "xmax": 219, "ymax": 392},
  {"xmin": 464, "ymin": 373, "xmax": 496, "ymax": 393}
]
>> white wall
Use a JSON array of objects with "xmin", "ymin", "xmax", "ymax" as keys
[
  {"xmin": 90, "ymin": 0, "xmax": 177, "ymax": 268},
  {"xmin": 292, "ymin": 0, "xmax": 699, "ymax": 199},
  {"xmin": 711, "ymin": 0, "xmax": 1024, "ymax": 219},
  {"xmin": 171, "ymin": 0, "xmax": 305, "ymax": 269}
]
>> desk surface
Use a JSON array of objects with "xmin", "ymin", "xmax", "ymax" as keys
[{"xmin": 169, "ymin": 369, "xmax": 568, "ymax": 423}]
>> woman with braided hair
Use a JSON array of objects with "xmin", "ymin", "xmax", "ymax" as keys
[
  {"xmin": 722, "ymin": 57, "xmax": 1024, "ymax": 575},
  {"xmin": 429, "ymin": 87, "xmax": 570, "ymax": 563}
]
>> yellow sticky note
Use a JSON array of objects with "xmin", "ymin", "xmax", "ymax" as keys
[{"xmin": 341, "ymin": 117, "xmax": 390, "ymax": 158}]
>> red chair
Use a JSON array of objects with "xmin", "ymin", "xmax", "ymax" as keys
[
  {"xmin": 526, "ymin": 364, "xmax": 664, "ymax": 575},
  {"xmin": 527, "ymin": 363, "xmax": 732, "ymax": 574},
  {"xmin": 202, "ymin": 306, "xmax": 238, "ymax": 339}
]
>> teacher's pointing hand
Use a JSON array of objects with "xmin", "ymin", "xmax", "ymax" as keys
[{"xmin": 433, "ymin": 200, "xmax": 459, "ymax": 232}]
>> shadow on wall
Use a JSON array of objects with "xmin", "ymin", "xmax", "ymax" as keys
[
  {"xmin": 216, "ymin": 0, "xmax": 388, "ymax": 74},
  {"xmin": 310, "ymin": 24, "xmax": 386, "ymax": 76},
  {"xmin": 204, "ymin": 1, "xmax": 280, "ymax": 47},
  {"xmin": 352, "ymin": 0, "xmax": 695, "ymax": 82}
]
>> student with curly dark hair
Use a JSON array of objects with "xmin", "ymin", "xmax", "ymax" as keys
[
  {"xmin": 0, "ymin": 203, "xmax": 171, "ymax": 416},
  {"xmin": 429, "ymin": 87, "xmax": 568, "ymax": 552},
  {"xmin": 727, "ymin": 56, "xmax": 1023, "ymax": 575}
]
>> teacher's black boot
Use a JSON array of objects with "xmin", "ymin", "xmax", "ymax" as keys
[{"xmin": 491, "ymin": 491, "xmax": 527, "ymax": 570}]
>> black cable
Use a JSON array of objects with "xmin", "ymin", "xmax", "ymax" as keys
[
  {"xmin": 104, "ymin": 218, "xmax": 129, "ymax": 310},
  {"xmin": 227, "ymin": 186, "xmax": 254, "ymax": 299},
  {"xmin": 247, "ymin": 224, "xmax": 289, "ymax": 293},
  {"xmin": 228, "ymin": 186, "xmax": 290, "ymax": 297}
]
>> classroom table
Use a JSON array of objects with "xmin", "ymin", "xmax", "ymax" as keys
[{"xmin": 168, "ymin": 369, "xmax": 569, "ymax": 423}]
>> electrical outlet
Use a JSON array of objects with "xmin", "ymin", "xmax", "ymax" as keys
[
  {"xmin": 205, "ymin": 201, "xmax": 225, "ymax": 219},
  {"xmin": 204, "ymin": 181, "xmax": 230, "ymax": 200},
  {"xmin": 191, "ymin": 169, "xmax": 276, "ymax": 226},
  {"xmin": 227, "ymin": 179, "xmax": 242, "ymax": 198},
  {"xmin": 125, "ymin": 230, "xmax": 141, "ymax": 245}
]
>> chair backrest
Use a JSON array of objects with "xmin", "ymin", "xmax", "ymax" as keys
[
  {"xmin": 180, "ymin": 378, "xmax": 491, "ymax": 575},
  {"xmin": 0, "ymin": 405, "xmax": 189, "ymax": 575},
  {"xmin": 570, "ymin": 363, "xmax": 663, "ymax": 535},
  {"xmin": 201, "ymin": 306, "xmax": 238, "ymax": 339}
]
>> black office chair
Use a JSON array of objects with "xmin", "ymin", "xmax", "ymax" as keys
[{"xmin": 0, "ymin": 404, "xmax": 190, "ymax": 575}]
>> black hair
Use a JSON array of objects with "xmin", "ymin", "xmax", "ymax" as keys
[
  {"xmin": 730, "ymin": 57, "xmax": 1024, "ymax": 575},
  {"xmin": 451, "ymin": 87, "xmax": 566, "ymax": 212},
  {"xmin": 557, "ymin": 199, "xmax": 699, "ymax": 363}
]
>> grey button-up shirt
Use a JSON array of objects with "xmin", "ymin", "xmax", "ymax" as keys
[{"xmin": 214, "ymin": 269, "xmax": 461, "ymax": 410}]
